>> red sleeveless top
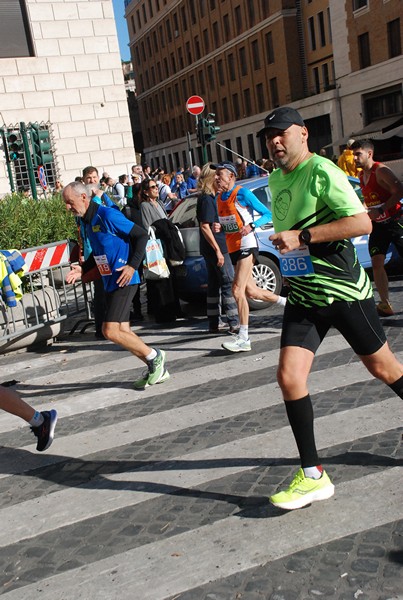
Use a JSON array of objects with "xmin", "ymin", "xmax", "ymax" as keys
[{"xmin": 359, "ymin": 162, "xmax": 401, "ymax": 222}]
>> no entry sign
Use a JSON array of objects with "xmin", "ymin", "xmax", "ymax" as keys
[{"xmin": 186, "ymin": 95, "xmax": 205, "ymax": 115}]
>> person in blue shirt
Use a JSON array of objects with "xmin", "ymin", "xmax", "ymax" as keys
[
  {"xmin": 171, "ymin": 173, "xmax": 189, "ymax": 200},
  {"xmin": 63, "ymin": 181, "xmax": 170, "ymax": 391},
  {"xmin": 246, "ymin": 162, "xmax": 260, "ymax": 178},
  {"xmin": 81, "ymin": 166, "xmax": 117, "ymax": 338},
  {"xmin": 186, "ymin": 165, "xmax": 201, "ymax": 193}
]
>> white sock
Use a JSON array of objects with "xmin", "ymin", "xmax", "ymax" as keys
[
  {"xmin": 29, "ymin": 411, "xmax": 44, "ymax": 427},
  {"xmin": 146, "ymin": 349, "xmax": 157, "ymax": 362},
  {"xmin": 303, "ymin": 466, "xmax": 323, "ymax": 480},
  {"xmin": 276, "ymin": 296, "xmax": 287, "ymax": 307},
  {"xmin": 239, "ymin": 325, "xmax": 248, "ymax": 341}
]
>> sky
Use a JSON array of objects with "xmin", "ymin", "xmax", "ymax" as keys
[{"xmin": 112, "ymin": 0, "xmax": 131, "ymax": 61}]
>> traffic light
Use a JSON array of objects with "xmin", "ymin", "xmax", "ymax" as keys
[
  {"xmin": 205, "ymin": 113, "xmax": 220, "ymax": 142},
  {"xmin": 6, "ymin": 132, "xmax": 24, "ymax": 162},
  {"xmin": 197, "ymin": 114, "xmax": 220, "ymax": 146},
  {"xmin": 197, "ymin": 117, "xmax": 205, "ymax": 146},
  {"xmin": 30, "ymin": 123, "xmax": 53, "ymax": 166}
]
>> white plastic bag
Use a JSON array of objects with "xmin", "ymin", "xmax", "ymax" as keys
[{"xmin": 143, "ymin": 228, "xmax": 170, "ymax": 280}]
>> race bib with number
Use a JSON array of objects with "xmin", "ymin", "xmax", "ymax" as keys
[
  {"xmin": 94, "ymin": 254, "xmax": 112, "ymax": 276},
  {"xmin": 219, "ymin": 214, "xmax": 239, "ymax": 233},
  {"xmin": 279, "ymin": 245, "xmax": 314, "ymax": 277}
]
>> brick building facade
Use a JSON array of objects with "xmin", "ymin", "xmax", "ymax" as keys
[{"xmin": 126, "ymin": 0, "xmax": 402, "ymax": 173}]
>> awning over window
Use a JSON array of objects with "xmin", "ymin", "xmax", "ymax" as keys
[
  {"xmin": 351, "ymin": 115, "xmax": 403, "ymax": 139},
  {"xmin": 377, "ymin": 124, "xmax": 403, "ymax": 140},
  {"xmin": 321, "ymin": 115, "xmax": 403, "ymax": 149}
]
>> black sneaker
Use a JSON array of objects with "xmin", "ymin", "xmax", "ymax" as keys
[{"xmin": 31, "ymin": 410, "xmax": 58, "ymax": 452}]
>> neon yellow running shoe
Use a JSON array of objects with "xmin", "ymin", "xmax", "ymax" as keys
[{"xmin": 270, "ymin": 468, "xmax": 335, "ymax": 510}]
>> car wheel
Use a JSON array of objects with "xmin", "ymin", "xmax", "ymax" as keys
[{"xmin": 249, "ymin": 255, "xmax": 282, "ymax": 311}]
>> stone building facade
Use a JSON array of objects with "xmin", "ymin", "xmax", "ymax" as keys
[{"xmin": 0, "ymin": 0, "xmax": 135, "ymax": 196}]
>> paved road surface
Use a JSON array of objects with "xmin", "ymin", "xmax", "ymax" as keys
[{"xmin": 0, "ymin": 282, "xmax": 402, "ymax": 600}]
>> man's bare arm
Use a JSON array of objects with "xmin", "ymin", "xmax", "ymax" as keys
[{"xmin": 270, "ymin": 212, "xmax": 372, "ymax": 254}]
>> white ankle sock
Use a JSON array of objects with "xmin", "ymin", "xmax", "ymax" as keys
[
  {"xmin": 146, "ymin": 349, "xmax": 157, "ymax": 361},
  {"xmin": 239, "ymin": 325, "xmax": 248, "ymax": 341},
  {"xmin": 29, "ymin": 411, "xmax": 44, "ymax": 427},
  {"xmin": 303, "ymin": 466, "xmax": 323, "ymax": 480}
]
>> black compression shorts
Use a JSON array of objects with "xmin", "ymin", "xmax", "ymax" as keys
[{"xmin": 281, "ymin": 297, "xmax": 387, "ymax": 356}]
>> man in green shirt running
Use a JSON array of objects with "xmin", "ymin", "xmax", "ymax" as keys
[{"xmin": 257, "ymin": 106, "xmax": 403, "ymax": 510}]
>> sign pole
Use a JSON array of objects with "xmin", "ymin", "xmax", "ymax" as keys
[
  {"xmin": 186, "ymin": 96, "xmax": 206, "ymax": 165},
  {"xmin": 201, "ymin": 121, "xmax": 208, "ymax": 166},
  {"xmin": 186, "ymin": 131, "xmax": 193, "ymax": 169}
]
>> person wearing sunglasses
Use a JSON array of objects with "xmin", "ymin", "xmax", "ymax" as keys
[
  {"xmin": 140, "ymin": 179, "xmax": 185, "ymax": 323},
  {"xmin": 139, "ymin": 179, "xmax": 168, "ymax": 232}
]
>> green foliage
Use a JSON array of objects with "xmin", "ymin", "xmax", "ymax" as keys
[{"xmin": 0, "ymin": 192, "xmax": 77, "ymax": 250}]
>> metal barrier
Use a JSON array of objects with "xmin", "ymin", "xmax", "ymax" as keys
[{"xmin": 0, "ymin": 240, "xmax": 93, "ymax": 352}]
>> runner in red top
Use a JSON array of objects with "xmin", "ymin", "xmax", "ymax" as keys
[{"xmin": 352, "ymin": 139, "xmax": 403, "ymax": 316}]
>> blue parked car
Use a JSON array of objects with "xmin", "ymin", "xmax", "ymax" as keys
[{"xmin": 170, "ymin": 175, "xmax": 395, "ymax": 309}]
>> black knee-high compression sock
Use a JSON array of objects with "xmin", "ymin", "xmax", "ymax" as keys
[
  {"xmin": 388, "ymin": 376, "xmax": 403, "ymax": 399},
  {"xmin": 285, "ymin": 395, "xmax": 319, "ymax": 468}
]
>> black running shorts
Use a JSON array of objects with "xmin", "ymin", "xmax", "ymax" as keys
[
  {"xmin": 369, "ymin": 219, "xmax": 403, "ymax": 258},
  {"xmin": 230, "ymin": 247, "xmax": 259, "ymax": 266},
  {"xmin": 104, "ymin": 284, "xmax": 138, "ymax": 323},
  {"xmin": 281, "ymin": 297, "xmax": 387, "ymax": 356}
]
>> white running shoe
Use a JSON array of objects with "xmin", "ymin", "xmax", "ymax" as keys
[{"xmin": 222, "ymin": 335, "xmax": 251, "ymax": 352}]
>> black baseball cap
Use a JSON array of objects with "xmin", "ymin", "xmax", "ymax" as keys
[
  {"xmin": 256, "ymin": 106, "xmax": 305, "ymax": 137},
  {"xmin": 210, "ymin": 161, "xmax": 237, "ymax": 177}
]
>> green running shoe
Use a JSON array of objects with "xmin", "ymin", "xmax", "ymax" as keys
[
  {"xmin": 147, "ymin": 349, "xmax": 167, "ymax": 385},
  {"xmin": 133, "ymin": 368, "xmax": 170, "ymax": 390},
  {"xmin": 270, "ymin": 468, "xmax": 335, "ymax": 510}
]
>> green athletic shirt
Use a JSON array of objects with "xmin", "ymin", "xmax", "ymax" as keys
[{"xmin": 269, "ymin": 154, "xmax": 373, "ymax": 307}]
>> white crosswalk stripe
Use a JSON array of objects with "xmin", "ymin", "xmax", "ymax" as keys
[
  {"xmin": 0, "ymin": 323, "xmax": 402, "ymax": 599},
  {"xmin": 4, "ymin": 468, "xmax": 402, "ymax": 600}
]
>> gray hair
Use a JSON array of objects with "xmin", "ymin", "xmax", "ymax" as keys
[{"xmin": 63, "ymin": 181, "xmax": 88, "ymax": 197}]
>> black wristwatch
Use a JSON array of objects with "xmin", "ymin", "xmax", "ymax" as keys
[
  {"xmin": 299, "ymin": 228, "xmax": 312, "ymax": 245},
  {"xmin": 250, "ymin": 223, "xmax": 256, "ymax": 231}
]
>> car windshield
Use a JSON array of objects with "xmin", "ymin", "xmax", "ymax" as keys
[
  {"xmin": 170, "ymin": 195, "xmax": 198, "ymax": 228},
  {"xmin": 247, "ymin": 180, "xmax": 272, "ymax": 212}
]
